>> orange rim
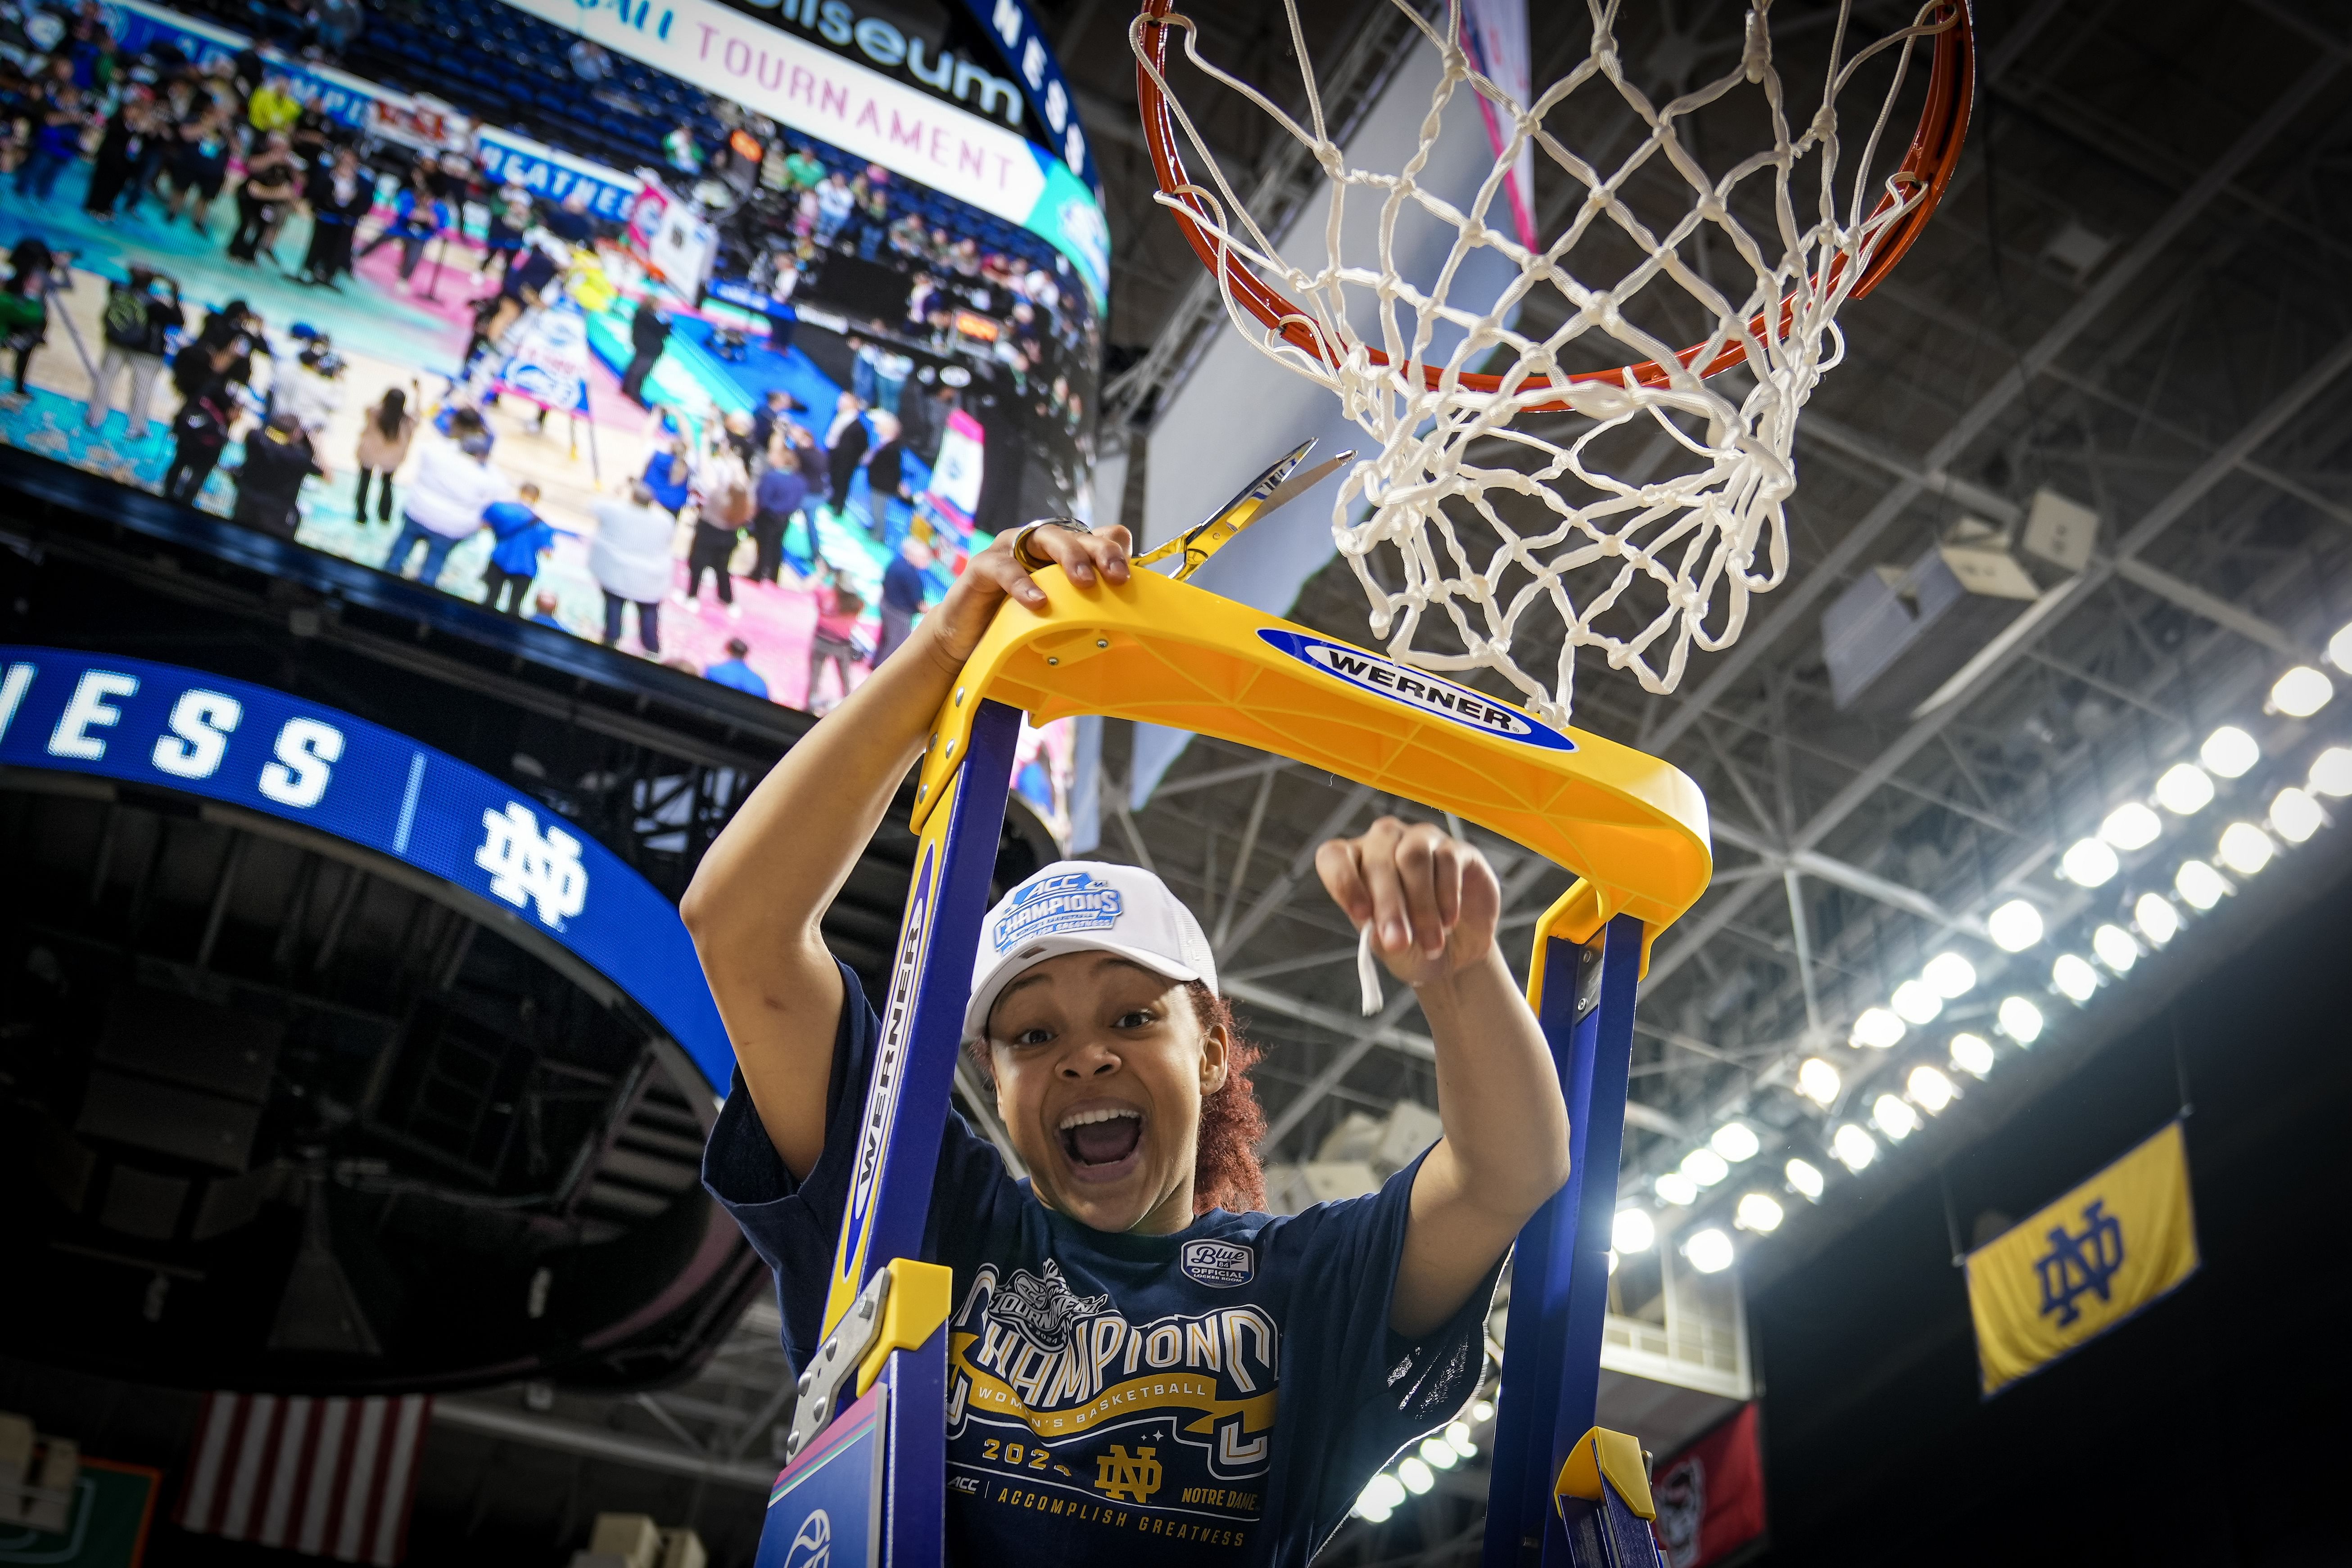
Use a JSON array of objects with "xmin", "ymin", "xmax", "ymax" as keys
[{"xmin": 1135, "ymin": 1, "xmax": 1975, "ymax": 410}]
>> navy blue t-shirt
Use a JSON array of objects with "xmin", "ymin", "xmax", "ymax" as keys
[{"xmin": 703, "ymin": 962, "xmax": 1493, "ymax": 1566}]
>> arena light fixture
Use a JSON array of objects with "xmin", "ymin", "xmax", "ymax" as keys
[
  {"xmin": 2271, "ymin": 665, "xmax": 2334, "ymax": 718},
  {"xmin": 2311, "ymin": 746, "xmax": 2352, "ymax": 798},
  {"xmin": 1907, "ymin": 1064, "xmax": 1958, "ymax": 1113},
  {"xmin": 2331, "ymin": 622, "xmax": 2352, "ymax": 672},
  {"xmin": 2134, "ymin": 892, "xmax": 2180, "ymax": 946},
  {"xmin": 2060, "ymin": 836, "xmax": 2121, "ymax": 887},
  {"xmin": 1470, "ymin": 1400, "xmax": 1495, "ymax": 1425},
  {"xmin": 1921, "ymin": 951, "xmax": 1978, "ymax": 998},
  {"xmin": 1360, "ymin": 1472, "xmax": 1407, "ymax": 1517},
  {"xmin": 1796, "ymin": 1056, "xmax": 1842, "ymax": 1107},
  {"xmin": 1831, "ymin": 1123, "xmax": 1878, "ymax": 1172},
  {"xmin": 1397, "ymin": 1455, "xmax": 1435, "ymax": 1495},
  {"xmin": 1612, "ymin": 1208, "xmax": 1657, "ymax": 1254},
  {"xmin": 2270, "ymin": 786, "xmax": 2324, "ymax": 844},
  {"xmin": 1889, "ymin": 979, "xmax": 1944, "ymax": 1026},
  {"xmin": 1949, "ymin": 1031, "xmax": 1996, "ymax": 1077},
  {"xmin": 2099, "ymin": 801, "xmax": 2163, "ymax": 851},
  {"xmin": 1849, "ymin": 1006, "xmax": 1907, "ymax": 1048},
  {"xmin": 1445, "ymin": 1422, "xmax": 1477, "ymax": 1459},
  {"xmin": 1419, "ymin": 1436, "xmax": 1460, "ymax": 1471},
  {"xmin": 1735, "ymin": 1192, "xmax": 1785, "ymax": 1233},
  {"xmin": 2175, "ymin": 859, "xmax": 2229, "ymax": 910},
  {"xmin": 1606, "ymin": 1249, "xmax": 1619, "ymax": 1276},
  {"xmin": 2091, "ymin": 924, "xmax": 2139, "ymax": 972},
  {"xmin": 1710, "ymin": 1122, "xmax": 1762, "ymax": 1163},
  {"xmin": 2051, "ymin": 953, "xmax": 2100, "ymax": 1003},
  {"xmin": 1655, "ymin": 1171, "xmax": 1700, "ymax": 1206},
  {"xmin": 1680, "ymin": 1147, "xmax": 1731, "ymax": 1188},
  {"xmin": 2155, "ymin": 762, "xmax": 2217, "ymax": 815},
  {"xmin": 1683, "ymin": 1228, "xmax": 1736, "ymax": 1274},
  {"xmin": 2201, "ymin": 726, "xmax": 2260, "ymax": 779},
  {"xmin": 1987, "ymin": 899, "xmax": 2046, "ymax": 952},
  {"xmin": 1997, "ymin": 995, "xmax": 2045, "ymax": 1044},
  {"xmin": 1785, "ymin": 1157, "xmax": 1826, "ymax": 1201},
  {"xmin": 1872, "ymin": 1093, "xmax": 1920, "ymax": 1140},
  {"xmin": 2216, "ymin": 822, "xmax": 2276, "ymax": 876}
]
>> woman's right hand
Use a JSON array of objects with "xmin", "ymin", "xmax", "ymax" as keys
[{"xmin": 922, "ymin": 521, "xmax": 1132, "ymax": 671}]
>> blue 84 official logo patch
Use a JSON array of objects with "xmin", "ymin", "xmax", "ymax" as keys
[{"xmin": 1180, "ymin": 1240, "xmax": 1254, "ymax": 1288}]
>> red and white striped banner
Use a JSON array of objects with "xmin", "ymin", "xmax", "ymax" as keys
[{"xmin": 176, "ymin": 1393, "xmax": 433, "ymax": 1566}]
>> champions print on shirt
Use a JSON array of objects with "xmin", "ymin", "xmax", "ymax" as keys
[{"xmin": 945, "ymin": 1259, "xmax": 1276, "ymax": 1551}]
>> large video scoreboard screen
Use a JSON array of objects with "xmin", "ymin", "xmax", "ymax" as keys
[{"xmin": 0, "ymin": 0, "xmax": 1100, "ymax": 833}]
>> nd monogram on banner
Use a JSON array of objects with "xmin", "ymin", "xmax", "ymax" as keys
[
  {"xmin": 475, "ymin": 802, "xmax": 589, "ymax": 927},
  {"xmin": 1095, "ymin": 1445, "xmax": 1162, "ymax": 1504},
  {"xmin": 2035, "ymin": 1199, "xmax": 2125, "ymax": 1327}
]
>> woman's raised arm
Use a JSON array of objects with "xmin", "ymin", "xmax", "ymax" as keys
[{"xmin": 680, "ymin": 521, "xmax": 1131, "ymax": 1177}]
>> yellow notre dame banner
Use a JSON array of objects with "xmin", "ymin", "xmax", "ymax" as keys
[{"xmin": 1964, "ymin": 1121, "xmax": 2199, "ymax": 1397}]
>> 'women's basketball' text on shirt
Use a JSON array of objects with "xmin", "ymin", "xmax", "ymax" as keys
[{"xmin": 703, "ymin": 962, "xmax": 1494, "ymax": 1566}]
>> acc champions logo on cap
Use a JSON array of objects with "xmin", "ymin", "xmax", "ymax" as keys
[
  {"xmin": 1257, "ymin": 629, "xmax": 1576, "ymax": 752},
  {"xmin": 992, "ymin": 869, "xmax": 1125, "ymax": 953},
  {"xmin": 1180, "ymin": 1239, "xmax": 1255, "ymax": 1288}
]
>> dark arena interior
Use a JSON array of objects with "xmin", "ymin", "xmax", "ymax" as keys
[{"xmin": 4, "ymin": 0, "xmax": 2352, "ymax": 1564}]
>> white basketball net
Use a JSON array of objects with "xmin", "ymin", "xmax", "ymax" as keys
[{"xmin": 1136, "ymin": 0, "xmax": 1957, "ymax": 728}]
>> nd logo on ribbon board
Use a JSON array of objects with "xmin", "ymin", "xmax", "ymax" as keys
[{"xmin": 1964, "ymin": 1121, "xmax": 2199, "ymax": 1397}]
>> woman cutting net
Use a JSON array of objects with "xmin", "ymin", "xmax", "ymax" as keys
[{"xmin": 684, "ymin": 520, "xmax": 1570, "ymax": 1563}]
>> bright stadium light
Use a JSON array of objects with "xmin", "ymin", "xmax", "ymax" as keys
[
  {"xmin": 2060, "ymin": 836, "xmax": 2121, "ymax": 887},
  {"xmin": 2216, "ymin": 822, "xmax": 2275, "ymax": 876},
  {"xmin": 1445, "ymin": 1422, "xmax": 1477, "ymax": 1459},
  {"xmin": 1470, "ymin": 1401, "xmax": 1495, "ymax": 1425},
  {"xmin": 1655, "ymin": 1171, "xmax": 1699, "ymax": 1206},
  {"xmin": 1361, "ymin": 1472, "xmax": 1407, "ymax": 1515},
  {"xmin": 1872, "ymin": 1093, "xmax": 1919, "ymax": 1140},
  {"xmin": 1681, "ymin": 1147, "xmax": 1730, "ymax": 1188},
  {"xmin": 1987, "ymin": 899, "xmax": 2046, "ymax": 952},
  {"xmin": 2052, "ymin": 953, "xmax": 2100, "ymax": 1003},
  {"xmin": 1735, "ymin": 1192, "xmax": 1785, "ymax": 1233},
  {"xmin": 1398, "ymin": 1456, "xmax": 1435, "ymax": 1494},
  {"xmin": 2155, "ymin": 762, "xmax": 2217, "ymax": 815},
  {"xmin": 1711, "ymin": 1122, "xmax": 1762, "ymax": 1163},
  {"xmin": 1890, "ymin": 979, "xmax": 1944, "ymax": 1026},
  {"xmin": 2201, "ymin": 726, "xmax": 2260, "ymax": 779},
  {"xmin": 1950, "ymin": 1032, "xmax": 1996, "ymax": 1077},
  {"xmin": 2271, "ymin": 665, "xmax": 2334, "ymax": 718},
  {"xmin": 1613, "ymin": 1208, "xmax": 1657, "ymax": 1254},
  {"xmin": 1419, "ymin": 1436, "xmax": 1459, "ymax": 1470},
  {"xmin": 2092, "ymin": 923, "xmax": 2139, "ymax": 972},
  {"xmin": 2311, "ymin": 746, "xmax": 2352, "ymax": 798},
  {"xmin": 1921, "ymin": 951, "xmax": 1978, "ymax": 998},
  {"xmin": 1683, "ymin": 1227, "xmax": 1735, "ymax": 1273},
  {"xmin": 2175, "ymin": 859, "xmax": 2229, "ymax": 910},
  {"xmin": 1998, "ymin": 995, "xmax": 2045, "ymax": 1044},
  {"xmin": 2099, "ymin": 801, "xmax": 2163, "ymax": 851},
  {"xmin": 1831, "ymin": 1123, "xmax": 1877, "ymax": 1172},
  {"xmin": 2134, "ymin": 892, "xmax": 2180, "ymax": 946},
  {"xmin": 1850, "ymin": 1006, "xmax": 1907, "ymax": 1048},
  {"xmin": 1785, "ymin": 1157, "xmax": 1826, "ymax": 1200},
  {"xmin": 1908, "ymin": 1064, "xmax": 1958, "ymax": 1112},
  {"xmin": 2271, "ymin": 787, "xmax": 2323, "ymax": 844},
  {"xmin": 1796, "ymin": 1057, "xmax": 1842, "ymax": 1106}
]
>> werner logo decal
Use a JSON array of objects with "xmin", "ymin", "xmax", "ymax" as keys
[{"xmin": 1255, "ymin": 630, "xmax": 1575, "ymax": 751}]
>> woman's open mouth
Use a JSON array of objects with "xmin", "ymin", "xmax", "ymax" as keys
[{"xmin": 1056, "ymin": 1105, "xmax": 1143, "ymax": 1181}]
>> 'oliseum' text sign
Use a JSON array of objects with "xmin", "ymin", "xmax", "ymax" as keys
[{"xmin": 0, "ymin": 647, "xmax": 731, "ymax": 1087}]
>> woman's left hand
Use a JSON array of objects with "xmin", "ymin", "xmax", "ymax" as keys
[{"xmin": 1316, "ymin": 817, "xmax": 1500, "ymax": 988}]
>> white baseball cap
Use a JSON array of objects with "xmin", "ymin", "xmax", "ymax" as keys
[{"xmin": 964, "ymin": 860, "xmax": 1217, "ymax": 1043}]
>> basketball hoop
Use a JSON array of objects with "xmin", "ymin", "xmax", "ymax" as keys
[{"xmin": 1133, "ymin": 0, "xmax": 1975, "ymax": 726}]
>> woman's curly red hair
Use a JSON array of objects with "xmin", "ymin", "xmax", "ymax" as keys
[{"xmin": 963, "ymin": 981, "xmax": 1268, "ymax": 1216}]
